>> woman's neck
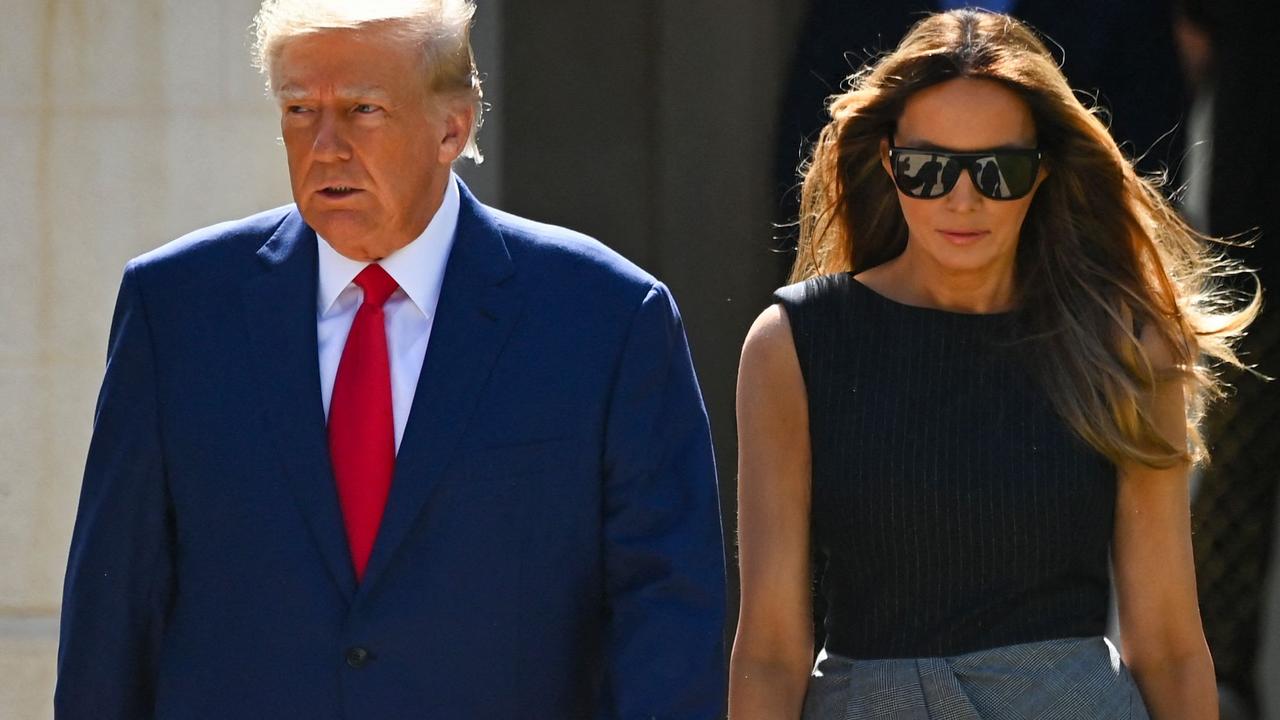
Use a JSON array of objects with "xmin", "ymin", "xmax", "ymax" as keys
[{"xmin": 857, "ymin": 245, "xmax": 1018, "ymax": 314}]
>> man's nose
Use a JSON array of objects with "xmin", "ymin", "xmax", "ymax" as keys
[{"xmin": 312, "ymin": 113, "xmax": 352, "ymax": 161}]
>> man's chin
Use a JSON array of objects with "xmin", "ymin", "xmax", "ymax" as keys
[
  {"xmin": 307, "ymin": 218, "xmax": 383, "ymax": 261},
  {"xmin": 324, "ymin": 240, "xmax": 386, "ymax": 262}
]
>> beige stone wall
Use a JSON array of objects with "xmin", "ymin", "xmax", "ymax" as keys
[{"xmin": 0, "ymin": 1, "xmax": 291, "ymax": 715}]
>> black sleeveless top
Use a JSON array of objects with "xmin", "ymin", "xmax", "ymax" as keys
[{"xmin": 774, "ymin": 273, "xmax": 1116, "ymax": 659}]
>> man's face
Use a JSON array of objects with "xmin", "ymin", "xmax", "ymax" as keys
[{"xmin": 272, "ymin": 27, "xmax": 471, "ymax": 261}]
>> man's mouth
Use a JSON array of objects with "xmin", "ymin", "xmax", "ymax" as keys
[{"xmin": 319, "ymin": 185, "xmax": 360, "ymax": 197}]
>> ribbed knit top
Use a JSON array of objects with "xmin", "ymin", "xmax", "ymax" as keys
[{"xmin": 774, "ymin": 273, "xmax": 1116, "ymax": 659}]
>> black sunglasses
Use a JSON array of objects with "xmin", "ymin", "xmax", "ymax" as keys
[{"xmin": 887, "ymin": 143, "xmax": 1043, "ymax": 200}]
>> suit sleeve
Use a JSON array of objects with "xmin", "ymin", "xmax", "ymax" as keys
[
  {"xmin": 599, "ymin": 281, "xmax": 726, "ymax": 719},
  {"xmin": 56, "ymin": 263, "xmax": 175, "ymax": 719}
]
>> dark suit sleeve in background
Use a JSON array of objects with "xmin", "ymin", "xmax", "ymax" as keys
[
  {"xmin": 599, "ymin": 281, "xmax": 727, "ymax": 719},
  {"xmin": 56, "ymin": 264, "xmax": 175, "ymax": 720}
]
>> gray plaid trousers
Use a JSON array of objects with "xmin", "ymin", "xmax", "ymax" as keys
[{"xmin": 801, "ymin": 637, "xmax": 1150, "ymax": 719}]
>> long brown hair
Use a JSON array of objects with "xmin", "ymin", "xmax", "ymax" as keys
[{"xmin": 792, "ymin": 9, "xmax": 1258, "ymax": 467}]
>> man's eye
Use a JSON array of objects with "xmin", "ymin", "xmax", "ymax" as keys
[
  {"xmin": 354, "ymin": 104, "xmax": 380, "ymax": 114},
  {"xmin": 285, "ymin": 105, "xmax": 312, "ymax": 115}
]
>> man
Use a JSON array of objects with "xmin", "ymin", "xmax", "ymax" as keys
[{"xmin": 55, "ymin": 1, "xmax": 725, "ymax": 718}]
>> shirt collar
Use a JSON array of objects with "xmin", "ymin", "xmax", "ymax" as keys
[{"xmin": 316, "ymin": 174, "xmax": 461, "ymax": 318}]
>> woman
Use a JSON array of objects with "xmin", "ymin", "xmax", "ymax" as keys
[{"xmin": 731, "ymin": 9, "xmax": 1256, "ymax": 720}]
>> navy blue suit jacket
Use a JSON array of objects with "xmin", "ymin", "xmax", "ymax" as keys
[{"xmin": 56, "ymin": 182, "xmax": 726, "ymax": 719}]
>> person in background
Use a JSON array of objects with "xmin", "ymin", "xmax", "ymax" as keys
[{"xmin": 1172, "ymin": 1, "xmax": 1280, "ymax": 718}]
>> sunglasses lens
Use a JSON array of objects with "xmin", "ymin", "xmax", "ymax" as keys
[
  {"xmin": 892, "ymin": 148, "xmax": 1039, "ymax": 200},
  {"xmin": 977, "ymin": 153, "xmax": 1038, "ymax": 199},
  {"xmin": 893, "ymin": 151, "xmax": 956, "ymax": 199}
]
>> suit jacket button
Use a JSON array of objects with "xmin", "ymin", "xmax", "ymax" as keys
[{"xmin": 345, "ymin": 647, "xmax": 371, "ymax": 668}]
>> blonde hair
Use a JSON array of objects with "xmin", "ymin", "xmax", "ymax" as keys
[
  {"xmin": 252, "ymin": 0, "xmax": 484, "ymax": 162},
  {"xmin": 792, "ymin": 9, "xmax": 1259, "ymax": 467}
]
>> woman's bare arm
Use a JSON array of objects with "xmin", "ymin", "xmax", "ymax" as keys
[
  {"xmin": 1112, "ymin": 326, "xmax": 1218, "ymax": 720},
  {"xmin": 729, "ymin": 305, "xmax": 817, "ymax": 720}
]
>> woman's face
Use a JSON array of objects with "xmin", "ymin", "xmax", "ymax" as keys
[{"xmin": 881, "ymin": 76, "xmax": 1047, "ymax": 276}]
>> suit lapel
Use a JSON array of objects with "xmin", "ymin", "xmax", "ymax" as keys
[
  {"xmin": 242, "ymin": 210, "xmax": 358, "ymax": 602},
  {"xmin": 357, "ymin": 183, "xmax": 524, "ymax": 597}
]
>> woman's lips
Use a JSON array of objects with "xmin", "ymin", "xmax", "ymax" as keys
[{"xmin": 937, "ymin": 229, "xmax": 990, "ymax": 245}]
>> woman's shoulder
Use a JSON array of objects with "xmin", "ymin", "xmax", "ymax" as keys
[
  {"xmin": 763, "ymin": 273, "xmax": 864, "ymax": 368},
  {"xmin": 742, "ymin": 304, "xmax": 797, "ymax": 366},
  {"xmin": 773, "ymin": 272, "xmax": 856, "ymax": 312},
  {"xmin": 739, "ymin": 301, "xmax": 813, "ymax": 406},
  {"xmin": 1119, "ymin": 304, "xmax": 1184, "ymax": 374}
]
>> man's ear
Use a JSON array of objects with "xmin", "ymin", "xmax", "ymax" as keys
[{"xmin": 436, "ymin": 99, "xmax": 475, "ymax": 164}]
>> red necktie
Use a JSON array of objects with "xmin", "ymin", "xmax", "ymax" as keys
[{"xmin": 329, "ymin": 264, "xmax": 399, "ymax": 581}]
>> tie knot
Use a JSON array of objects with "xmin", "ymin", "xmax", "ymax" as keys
[{"xmin": 353, "ymin": 264, "xmax": 399, "ymax": 308}]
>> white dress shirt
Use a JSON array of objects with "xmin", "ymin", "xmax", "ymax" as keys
[{"xmin": 316, "ymin": 175, "xmax": 460, "ymax": 452}]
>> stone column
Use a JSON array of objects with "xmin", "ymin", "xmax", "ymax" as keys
[
  {"xmin": 498, "ymin": 0, "xmax": 805, "ymax": 640},
  {"xmin": 0, "ymin": 1, "xmax": 290, "ymax": 715}
]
